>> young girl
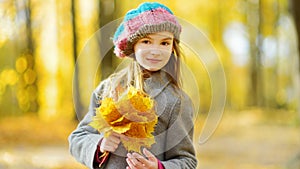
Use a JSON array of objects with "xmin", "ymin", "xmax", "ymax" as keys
[{"xmin": 69, "ymin": 2, "xmax": 197, "ymax": 169}]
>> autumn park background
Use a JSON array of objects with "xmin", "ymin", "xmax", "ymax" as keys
[{"xmin": 0, "ymin": 0, "xmax": 300, "ymax": 168}]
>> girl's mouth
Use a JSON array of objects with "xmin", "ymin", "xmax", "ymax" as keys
[{"xmin": 146, "ymin": 58, "xmax": 161, "ymax": 63}]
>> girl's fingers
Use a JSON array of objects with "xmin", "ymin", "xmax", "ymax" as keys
[
  {"xmin": 131, "ymin": 152, "xmax": 148, "ymax": 164},
  {"xmin": 101, "ymin": 143, "xmax": 114, "ymax": 152},
  {"xmin": 127, "ymin": 153, "xmax": 139, "ymax": 166},
  {"xmin": 104, "ymin": 146, "xmax": 114, "ymax": 152},
  {"xmin": 111, "ymin": 131, "xmax": 122, "ymax": 137},
  {"xmin": 127, "ymin": 153, "xmax": 144, "ymax": 168},
  {"xmin": 100, "ymin": 137, "xmax": 120, "ymax": 152},
  {"xmin": 100, "ymin": 132, "xmax": 130, "ymax": 153},
  {"xmin": 126, "ymin": 157, "xmax": 136, "ymax": 169},
  {"xmin": 108, "ymin": 133, "xmax": 121, "ymax": 143},
  {"xmin": 143, "ymin": 148, "xmax": 156, "ymax": 162},
  {"xmin": 107, "ymin": 136, "xmax": 121, "ymax": 145},
  {"xmin": 120, "ymin": 134, "xmax": 130, "ymax": 141},
  {"xmin": 109, "ymin": 132, "xmax": 130, "ymax": 143},
  {"xmin": 126, "ymin": 151, "xmax": 159, "ymax": 169}
]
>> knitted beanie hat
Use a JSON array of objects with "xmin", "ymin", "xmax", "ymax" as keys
[{"xmin": 113, "ymin": 2, "xmax": 182, "ymax": 58}]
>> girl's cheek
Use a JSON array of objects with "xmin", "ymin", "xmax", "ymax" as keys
[{"xmin": 135, "ymin": 49, "xmax": 149, "ymax": 56}]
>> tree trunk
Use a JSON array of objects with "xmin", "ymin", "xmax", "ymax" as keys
[
  {"xmin": 99, "ymin": 0, "xmax": 116, "ymax": 80},
  {"xmin": 71, "ymin": 0, "xmax": 84, "ymax": 120},
  {"xmin": 247, "ymin": 0, "xmax": 263, "ymax": 107},
  {"xmin": 71, "ymin": 0, "xmax": 78, "ymax": 62},
  {"xmin": 24, "ymin": 0, "xmax": 38, "ymax": 113},
  {"xmin": 291, "ymin": 0, "xmax": 300, "ymax": 69},
  {"xmin": 288, "ymin": 2, "xmax": 300, "ymax": 168},
  {"xmin": 24, "ymin": 0, "xmax": 34, "ymax": 54}
]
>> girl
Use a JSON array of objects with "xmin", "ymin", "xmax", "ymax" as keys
[{"xmin": 69, "ymin": 2, "xmax": 197, "ymax": 169}]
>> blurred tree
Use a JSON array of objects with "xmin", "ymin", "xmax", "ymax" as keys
[
  {"xmin": 71, "ymin": 0, "xmax": 84, "ymax": 119},
  {"xmin": 290, "ymin": 0, "xmax": 300, "ymax": 114},
  {"xmin": 23, "ymin": 0, "xmax": 34, "ymax": 53},
  {"xmin": 71, "ymin": 0, "xmax": 78, "ymax": 62},
  {"xmin": 260, "ymin": 0, "xmax": 280, "ymax": 108},
  {"xmin": 0, "ymin": 0, "xmax": 38, "ymax": 116},
  {"xmin": 0, "ymin": 0, "xmax": 19, "ymax": 115},
  {"xmin": 287, "ymin": 1, "xmax": 300, "ymax": 165},
  {"xmin": 99, "ymin": 0, "xmax": 116, "ymax": 80},
  {"xmin": 21, "ymin": 0, "xmax": 38, "ymax": 113},
  {"xmin": 291, "ymin": 0, "xmax": 300, "ymax": 64},
  {"xmin": 247, "ymin": 0, "xmax": 264, "ymax": 106},
  {"xmin": 71, "ymin": 0, "xmax": 102, "ymax": 119}
]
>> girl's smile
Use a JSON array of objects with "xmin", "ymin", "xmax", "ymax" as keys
[{"xmin": 146, "ymin": 58, "xmax": 162, "ymax": 64}]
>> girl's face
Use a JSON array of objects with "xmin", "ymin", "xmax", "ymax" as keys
[{"xmin": 133, "ymin": 31, "xmax": 174, "ymax": 71}]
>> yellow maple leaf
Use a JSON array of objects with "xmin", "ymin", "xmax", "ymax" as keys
[
  {"xmin": 111, "ymin": 122, "xmax": 132, "ymax": 134},
  {"xmin": 89, "ymin": 109, "xmax": 110, "ymax": 132},
  {"xmin": 127, "ymin": 86, "xmax": 153, "ymax": 112},
  {"xmin": 99, "ymin": 98, "xmax": 122, "ymax": 123},
  {"xmin": 89, "ymin": 85, "xmax": 158, "ymax": 153},
  {"xmin": 122, "ymin": 136, "xmax": 156, "ymax": 153}
]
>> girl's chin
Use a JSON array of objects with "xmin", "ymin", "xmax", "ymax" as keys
[
  {"xmin": 144, "ymin": 67, "xmax": 160, "ymax": 72},
  {"xmin": 146, "ymin": 69, "xmax": 159, "ymax": 72},
  {"xmin": 140, "ymin": 65, "xmax": 159, "ymax": 71}
]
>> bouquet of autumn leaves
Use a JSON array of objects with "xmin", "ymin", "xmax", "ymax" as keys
[{"xmin": 89, "ymin": 85, "xmax": 158, "ymax": 154}]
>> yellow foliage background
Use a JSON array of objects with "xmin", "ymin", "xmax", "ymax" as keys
[{"xmin": 0, "ymin": 0, "xmax": 299, "ymax": 168}]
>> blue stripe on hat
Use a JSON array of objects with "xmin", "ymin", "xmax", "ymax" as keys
[
  {"xmin": 124, "ymin": 2, "xmax": 173, "ymax": 22},
  {"xmin": 113, "ymin": 23, "xmax": 124, "ymax": 41}
]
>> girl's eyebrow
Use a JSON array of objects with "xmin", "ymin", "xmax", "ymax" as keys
[
  {"xmin": 161, "ymin": 37, "xmax": 173, "ymax": 40},
  {"xmin": 143, "ymin": 36, "xmax": 173, "ymax": 40}
]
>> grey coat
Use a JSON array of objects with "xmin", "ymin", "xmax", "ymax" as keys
[{"xmin": 68, "ymin": 71, "xmax": 197, "ymax": 169}]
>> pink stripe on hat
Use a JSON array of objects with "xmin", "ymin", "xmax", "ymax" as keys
[{"xmin": 125, "ymin": 8, "xmax": 180, "ymax": 35}]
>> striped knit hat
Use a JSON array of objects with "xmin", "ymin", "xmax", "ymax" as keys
[{"xmin": 113, "ymin": 2, "xmax": 182, "ymax": 58}]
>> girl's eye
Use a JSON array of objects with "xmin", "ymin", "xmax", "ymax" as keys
[
  {"xmin": 141, "ymin": 40, "xmax": 151, "ymax": 44},
  {"xmin": 161, "ymin": 42, "xmax": 170, "ymax": 46}
]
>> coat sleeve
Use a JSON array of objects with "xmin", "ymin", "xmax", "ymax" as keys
[
  {"xmin": 161, "ymin": 92, "xmax": 198, "ymax": 169},
  {"xmin": 68, "ymin": 80, "xmax": 108, "ymax": 169}
]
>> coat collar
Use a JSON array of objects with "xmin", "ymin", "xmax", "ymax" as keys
[{"xmin": 144, "ymin": 70, "xmax": 171, "ymax": 98}]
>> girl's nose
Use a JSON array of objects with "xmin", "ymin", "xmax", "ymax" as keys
[{"xmin": 150, "ymin": 49, "xmax": 161, "ymax": 56}]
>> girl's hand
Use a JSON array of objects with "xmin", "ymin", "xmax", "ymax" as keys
[
  {"xmin": 99, "ymin": 132, "xmax": 123, "ymax": 153},
  {"xmin": 126, "ymin": 148, "xmax": 158, "ymax": 169}
]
